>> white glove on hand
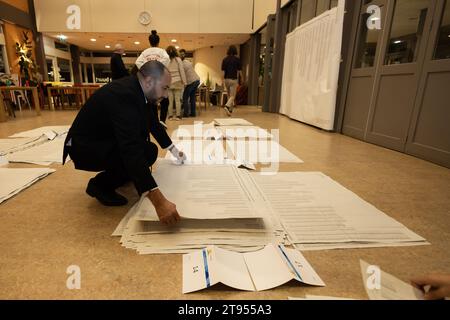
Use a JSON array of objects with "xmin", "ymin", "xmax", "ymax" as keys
[{"xmin": 170, "ymin": 145, "xmax": 187, "ymax": 165}]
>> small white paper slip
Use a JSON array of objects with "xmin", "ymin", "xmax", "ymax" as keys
[
  {"xmin": 43, "ymin": 130, "xmax": 58, "ymax": 141},
  {"xmin": 182, "ymin": 244, "xmax": 325, "ymax": 294},
  {"xmin": 360, "ymin": 260, "xmax": 424, "ymax": 300}
]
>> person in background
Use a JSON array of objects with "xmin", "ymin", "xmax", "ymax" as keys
[
  {"xmin": 110, "ymin": 44, "xmax": 129, "ymax": 81},
  {"xmin": 166, "ymin": 46, "xmax": 186, "ymax": 121},
  {"xmin": 179, "ymin": 49, "xmax": 200, "ymax": 118},
  {"xmin": 63, "ymin": 61, "xmax": 185, "ymax": 225},
  {"xmin": 136, "ymin": 30, "xmax": 171, "ymax": 129},
  {"xmin": 411, "ymin": 274, "xmax": 450, "ymax": 300},
  {"xmin": 221, "ymin": 45, "xmax": 242, "ymax": 117}
]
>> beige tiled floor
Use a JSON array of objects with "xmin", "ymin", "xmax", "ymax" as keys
[{"xmin": 0, "ymin": 107, "xmax": 449, "ymax": 299}]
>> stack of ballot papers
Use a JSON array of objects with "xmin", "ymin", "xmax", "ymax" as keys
[
  {"xmin": 7, "ymin": 134, "xmax": 69, "ymax": 165},
  {"xmin": 226, "ymin": 139, "xmax": 303, "ymax": 164},
  {"xmin": 0, "ymin": 136, "xmax": 49, "ymax": 156},
  {"xmin": 219, "ymin": 126, "xmax": 273, "ymax": 140},
  {"xmin": 165, "ymin": 140, "xmax": 230, "ymax": 165},
  {"xmin": 166, "ymin": 139, "xmax": 303, "ymax": 165},
  {"xmin": 173, "ymin": 123, "xmax": 223, "ymax": 140},
  {"xmin": 360, "ymin": 260, "xmax": 424, "ymax": 300},
  {"xmin": 183, "ymin": 244, "xmax": 325, "ymax": 293},
  {"xmin": 9, "ymin": 125, "xmax": 70, "ymax": 138},
  {"xmin": 213, "ymin": 118, "xmax": 254, "ymax": 126},
  {"xmin": 173, "ymin": 123, "xmax": 273, "ymax": 140},
  {"xmin": 0, "ymin": 168, "xmax": 55, "ymax": 204},
  {"xmin": 113, "ymin": 160, "xmax": 287, "ymax": 254},
  {"xmin": 164, "ymin": 140, "xmax": 255, "ymax": 169},
  {"xmin": 249, "ymin": 172, "xmax": 427, "ymax": 251},
  {"xmin": 113, "ymin": 163, "xmax": 427, "ymax": 254}
]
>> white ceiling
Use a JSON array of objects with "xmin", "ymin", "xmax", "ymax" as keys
[{"xmin": 44, "ymin": 32, "xmax": 251, "ymax": 52}]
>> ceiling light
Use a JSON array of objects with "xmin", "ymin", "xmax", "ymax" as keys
[
  {"xmin": 105, "ymin": 45, "xmax": 111, "ymax": 49},
  {"xmin": 171, "ymin": 39, "xmax": 177, "ymax": 43},
  {"xmin": 134, "ymin": 41, "xmax": 140, "ymax": 45},
  {"xmin": 394, "ymin": 40, "xmax": 402, "ymax": 44},
  {"xmin": 90, "ymin": 38, "xmax": 96, "ymax": 42},
  {"xmin": 57, "ymin": 34, "xmax": 67, "ymax": 40}
]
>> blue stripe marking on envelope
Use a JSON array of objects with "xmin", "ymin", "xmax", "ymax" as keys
[
  {"xmin": 278, "ymin": 245, "xmax": 303, "ymax": 282},
  {"xmin": 202, "ymin": 249, "xmax": 211, "ymax": 287}
]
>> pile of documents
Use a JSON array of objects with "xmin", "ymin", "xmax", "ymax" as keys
[
  {"xmin": 249, "ymin": 172, "xmax": 427, "ymax": 251},
  {"xmin": 113, "ymin": 160, "xmax": 287, "ymax": 254},
  {"xmin": 1, "ymin": 126, "xmax": 70, "ymax": 166},
  {"xmin": 0, "ymin": 168, "xmax": 55, "ymax": 204},
  {"xmin": 113, "ymin": 162, "xmax": 427, "ymax": 254},
  {"xmin": 114, "ymin": 118, "xmax": 427, "ymax": 255},
  {"xmin": 7, "ymin": 134, "xmax": 68, "ymax": 165},
  {"xmin": 0, "ymin": 136, "xmax": 48, "ymax": 155},
  {"xmin": 168, "ymin": 120, "xmax": 303, "ymax": 165},
  {"xmin": 173, "ymin": 122, "xmax": 273, "ymax": 140},
  {"xmin": 183, "ymin": 244, "xmax": 325, "ymax": 293},
  {"xmin": 9, "ymin": 125, "xmax": 70, "ymax": 138}
]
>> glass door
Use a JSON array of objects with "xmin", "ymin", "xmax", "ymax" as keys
[
  {"xmin": 406, "ymin": 0, "xmax": 450, "ymax": 167},
  {"xmin": 342, "ymin": 0, "xmax": 388, "ymax": 140},
  {"xmin": 365, "ymin": 0, "xmax": 436, "ymax": 151}
]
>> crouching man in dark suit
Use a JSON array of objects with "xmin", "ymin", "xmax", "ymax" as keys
[{"xmin": 63, "ymin": 60, "xmax": 185, "ymax": 226}]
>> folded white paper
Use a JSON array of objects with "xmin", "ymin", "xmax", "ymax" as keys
[{"xmin": 183, "ymin": 244, "xmax": 325, "ymax": 293}]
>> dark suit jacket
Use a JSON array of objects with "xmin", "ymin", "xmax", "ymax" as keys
[
  {"xmin": 110, "ymin": 53, "xmax": 129, "ymax": 80},
  {"xmin": 64, "ymin": 75, "xmax": 172, "ymax": 194}
]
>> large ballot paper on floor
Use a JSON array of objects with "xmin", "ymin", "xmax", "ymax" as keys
[
  {"xmin": 115, "ymin": 160, "xmax": 286, "ymax": 254},
  {"xmin": 0, "ymin": 136, "xmax": 48, "ymax": 155},
  {"xmin": 9, "ymin": 125, "xmax": 70, "ymax": 138},
  {"xmin": 7, "ymin": 134, "xmax": 69, "ymax": 165},
  {"xmin": 249, "ymin": 172, "xmax": 427, "ymax": 250},
  {"xmin": 182, "ymin": 244, "xmax": 325, "ymax": 293},
  {"xmin": 114, "ymin": 161, "xmax": 427, "ymax": 254},
  {"xmin": 0, "ymin": 168, "xmax": 55, "ymax": 204}
]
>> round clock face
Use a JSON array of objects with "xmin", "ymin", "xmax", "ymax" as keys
[{"xmin": 138, "ymin": 11, "xmax": 151, "ymax": 25}]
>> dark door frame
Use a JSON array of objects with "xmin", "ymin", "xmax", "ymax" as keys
[
  {"xmin": 364, "ymin": 0, "xmax": 437, "ymax": 152},
  {"xmin": 340, "ymin": 0, "xmax": 390, "ymax": 139},
  {"xmin": 405, "ymin": 0, "xmax": 450, "ymax": 167}
]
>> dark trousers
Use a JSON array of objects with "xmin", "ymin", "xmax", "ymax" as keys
[
  {"xmin": 69, "ymin": 141, "xmax": 158, "ymax": 192},
  {"xmin": 150, "ymin": 98, "xmax": 169, "ymax": 123},
  {"xmin": 160, "ymin": 97, "xmax": 169, "ymax": 123},
  {"xmin": 182, "ymin": 80, "xmax": 200, "ymax": 117}
]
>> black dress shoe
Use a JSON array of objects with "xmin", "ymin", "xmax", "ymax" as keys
[{"xmin": 86, "ymin": 180, "xmax": 128, "ymax": 206}]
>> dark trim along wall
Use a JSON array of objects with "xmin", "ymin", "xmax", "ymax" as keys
[{"xmin": 0, "ymin": 1, "xmax": 33, "ymax": 29}]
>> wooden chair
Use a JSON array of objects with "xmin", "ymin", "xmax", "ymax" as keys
[{"xmin": 1, "ymin": 91, "xmax": 16, "ymax": 118}]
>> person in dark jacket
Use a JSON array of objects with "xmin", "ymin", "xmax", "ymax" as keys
[
  {"xmin": 63, "ymin": 61, "xmax": 185, "ymax": 225},
  {"xmin": 110, "ymin": 44, "xmax": 129, "ymax": 81},
  {"xmin": 221, "ymin": 45, "xmax": 242, "ymax": 116}
]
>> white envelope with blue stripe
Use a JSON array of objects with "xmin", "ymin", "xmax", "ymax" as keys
[{"xmin": 182, "ymin": 244, "xmax": 325, "ymax": 293}]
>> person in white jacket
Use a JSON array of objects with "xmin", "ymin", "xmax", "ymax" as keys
[
  {"xmin": 135, "ymin": 30, "xmax": 171, "ymax": 128},
  {"xmin": 166, "ymin": 46, "xmax": 187, "ymax": 121}
]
